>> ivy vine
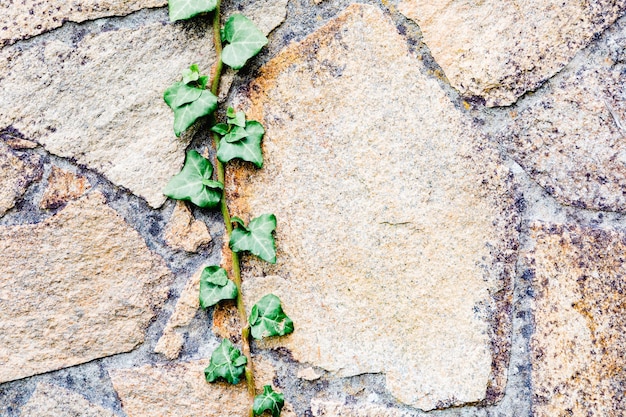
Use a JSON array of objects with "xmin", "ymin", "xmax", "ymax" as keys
[{"xmin": 162, "ymin": 1, "xmax": 293, "ymax": 415}]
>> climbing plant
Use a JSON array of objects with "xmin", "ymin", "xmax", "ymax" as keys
[{"xmin": 163, "ymin": 1, "xmax": 293, "ymax": 416}]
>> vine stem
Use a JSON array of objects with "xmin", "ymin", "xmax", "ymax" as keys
[{"xmin": 209, "ymin": 1, "xmax": 256, "ymax": 414}]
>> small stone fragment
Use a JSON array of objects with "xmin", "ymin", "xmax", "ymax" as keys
[
  {"xmin": 297, "ymin": 367, "xmax": 321, "ymax": 381},
  {"xmin": 0, "ymin": 141, "xmax": 42, "ymax": 217},
  {"xmin": 19, "ymin": 383, "xmax": 116, "ymax": 417},
  {"xmin": 155, "ymin": 265, "xmax": 204, "ymax": 359},
  {"xmin": 0, "ymin": 192, "xmax": 172, "ymax": 383},
  {"xmin": 40, "ymin": 166, "xmax": 91, "ymax": 210},
  {"xmin": 311, "ymin": 400, "xmax": 415, "ymax": 417},
  {"xmin": 232, "ymin": 4, "xmax": 519, "ymax": 410},
  {"xmin": 498, "ymin": 17, "xmax": 626, "ymax": 211},
  {"xmin": 109, "ymin": 360, "xmax": 249, "ymax": 417},
  {"xmin": 398, "ymin": 0, "xmax": 626, "ymax": 106},
  {"xmin": 164, "ymin": 201, "xmax": 211, "ymax": 252},
  {"xmin": 0, "ymin": 0, "xmax": 167, "ymax": 47},
  {"xmin": 526, "ymin": 223, "xmax": 626, "ymax": 416}
]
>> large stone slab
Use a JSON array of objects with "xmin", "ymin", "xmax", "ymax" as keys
[
  {"xmin": 19, "ymin": 383, "xmax": 116, "ymax": 417},
  {"xmin": 0, "ymin": 192, "xmax": 172, "ymax": 383},
  {"xmin": 526, "ymin": 223, "xmax": 626, "ymax": 416},
  {"xmin": 398, "ymin": 0, "xmax": 626, "ymax": 106},
  {"xmin": 0, "ymin": 0, "xmax": 286, "ymax": 208},
  {"xmin": 0, "ymin": 141, "xmax": 42, "ymax": 217},
  {"xmin": 230, "ymin": 4, "xmax": 519, "ymax": 410},
  {"xmin": 497, "ymin": 17, "xmax": 626, "ymax": 212},
  {"xmin": 0, "ymin": 0, "xmax": 167, "ymax": 47}
]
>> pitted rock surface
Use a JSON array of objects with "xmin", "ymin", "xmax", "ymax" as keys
[
  {"xmin": 231, "ymin": 4, "xmax": 519, "ymax": 410},
  {"xmin": 399, "ymin": 0, "xmax": 626, "ymax": 106},
  {"xmin": 497, "ymin": 16, "xmax": 626, "ymax": 212},
  {"xmin": 526, "ymin": 223, "xmax": 626, "ymax": 416},
  {"xmin": 0, "ymin": 0, "xmax": 167, "ymax": 47},
  {"xmin": 0, "ymin": 192, "xmax": 172, "ymax": 383},
  {"xmin": 19, "ymin": 383, "xmax": 116, "ymax": 417},
  {"xmin": 0, "ymin": 141, "xmax": 42, "ymax": 217}
]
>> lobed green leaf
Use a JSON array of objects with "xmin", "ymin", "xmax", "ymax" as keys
[
  {"xmin": 163, "ymin": 150, "xmax": 222, "ymax": 208},
  {"xmin": 164, "ymin": 82, "xmax": 203, "ymax": 109},
  {"xmin": 199, "ymin": 266, "xmax": 238, "ymax": 308},
  {"xmin": 229, "ymin": 213, "xmax": 277, "ymax": 263},
  {"xmin": 249, "ymin": 294, "xmax": 294, "ymax": 339},
  {"xmin": 217, "ymin": 121, "xmax": 264, "ymax": 167},
  {"xmin": 169, "ymin": 0, "xmax": 217, "ymax": 22},
  {"xmin": 204, "ymin": 339, "xmax": 247, "ymax": 384},
  {"xmin": 253, "ymin": 385, "xmax": 285, "ymax": 417},
  {"xmin": 221, "ymin": 14, "xmax": 268, "ymax": 70},
  {"xmin": 172, "ymin": 90, "xmax": 218, "ymax": 137}
]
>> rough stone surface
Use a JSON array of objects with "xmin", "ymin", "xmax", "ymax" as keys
[
  {"xmin": 497, "ymin": 17, "xmax": 626, "ymax": 212},
  {"xmin": 110, "ymin": 357, "xmax": 285, "ymax": 416},
  {"xmin": 311, "ymin": 399, "xmax": 414, "ymax": 417},
  {"xmin": 164, "ymin": 201, "xmax": 212, "ymax": 252},
  {"xmin": 155, "ymin": 265, "xmax": 204, "ymax": 359},
  {"xmin": 40, "ymin": 166, "xmax": 91, "ymax": 210},
  {"xmin": 0, "ymin": 0, "xmax": 167, "ymax": 47},
  {"xmin": 19, "ymin": 383, "xmax": 116, "ymax": 417},
  {"xmin": 0, "ymin": 192, "xmax": 172, "ymax": 383},
  {"xmin": 0, "ymin": 141, "xmax": 42, "ymax": 217},
  {"xmin": 0, "ymin": 0, "xmax": 286, "ymax": 208},
  {"xmin": 232, "ymin": 4, "xmax": 519, "ymax": 410},
  {"xmin": 398, "ymin": 0, "xmax": 626, "ymax": 106},
  {"xmin": 526, "ymin": 223, "xmax": 626, "ymax": 416}
]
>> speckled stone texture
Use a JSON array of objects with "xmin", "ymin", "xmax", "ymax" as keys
[
  {"xmin": 0, "ymin": 141, "xmax": 42, "ymax": 217},
  {"xmin": 229, "ymin": 4, "xmax": 519, "ymax": 411},
  {"xmin": 0, "ymin": 192, "xmax": 172, "ymax": 383},
  {"xmin": 526, "ymin": 223, "xmax": 626, "ymax": 416},
  {"xmin": 399, "ymin": 0, "xmax": 626, "ymax": 106},
  {"xmin": 497, "ymin": 15, "xmax": 626, "ymax": 212}
]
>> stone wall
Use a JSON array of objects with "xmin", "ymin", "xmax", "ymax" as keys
[{"xmin": 1, "ymin": 0, "xmax": 626, "ymax": 416}]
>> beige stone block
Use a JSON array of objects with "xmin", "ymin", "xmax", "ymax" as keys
[
  {"xmin": 398, "ymin": 0, "xmax": 626, "ymax": 106},
  {"xmin": 19, "ymin": 383, "xmax": 116, "ymax": 417},
  {"xmin": 231, "ymin": 4, "xmax": 519, "ymax": 410},
  {"xmin": 0, "ymin": 192, "xmax": 172, "ymax": 383},
  {"xmin": 527, "ymin": 223, "xmax": 626, "ymax": 416},
  {"xmin": 164, "ymin": 202, "xmax": 211, "ymax": 252},
  {"xmin": 310, "ymin": 399, "xmax": 414, "ymax": 417}
]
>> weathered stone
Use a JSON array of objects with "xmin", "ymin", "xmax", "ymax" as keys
[
  {"xmin": 155, "ymin": 265, "xmax": 204, "ymax": 359},
  {"xmin": 297, "ymin": 367, "xmax": 321, "ymax": 381},
  {"xmin": 164, "ymin": 201, "xmax": 211, "ymax": 252},
  {"xmin": 526, "ymin": 223, "xmax": 626, "ymax": 416},
  {"xmin": 40, "ymin": 166, "xmax": 90, "ymax": 209},
  {"xmin": 0, "ymin": 192, "xmax": 172, "ymax": 383},
  {"xmin": 0, "ymin": 0, "xmax": 167, "ymax": 47},
  {"xmin": 232, "ymin": 4, "xmax": 519, "ymax": 410},
  {"xmin": 398, "ymin": 0, "xmax": 626, "ymax": 106},
  {"xmin": 497, "ymin": 18, "xmax": 626, "ymax": 211},
  {"xmin": 19, "ymin": 383, "xmax": 116, "ymax": 417},
  {"xmin": 311, "ymin": 399, "xmax": 414, "ymax": 417},
  {"xmin": 0, "ymin": 141, "xmax": 42, "ymax": 217},
  {"xmin": 110, "ymin": 360, "xmax": 249, "ymax": 416},
  {"xmin": 0, "ymin": 0, "xmax": 286, "ymax": 208}
]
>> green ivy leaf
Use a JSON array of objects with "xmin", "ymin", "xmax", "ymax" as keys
[
  {"xmin": 182, "ymin": 64, "xmax": 200, "ymax": 84},
  {"xmin": 204, "ymin": 339, "xmax": 247, "ymax": 384},
  {"xmin": 221, "ymin": 15, "xmax": 268, "ymax": 70},
  {"xmin": 164, "ymin": 82, "xmax": 203, "ymax": 109},
  {"xmin": 224, "ymin": 125, "xmax": 248, "ymax": 143},
  {"xmin": 217, "ymin": 121, "xmax": 264, "ymax": 167},
  {"xmin": 253, "ymin": 385, "xmax": 285, "ymax": 417},
  {"xmin": 169, "ymin": 0, "xmax": 217, "ymax": 22},
  {"xmin": 230, "ymin": 213, "xmax": 277, "ymax": 263},
  {"xmin": 249, "ymin": 294, "xmax": 294, "ymax": 339},
  {"xmin": 163, "ymin": 150, "xmax": 222, "ymax": 208},
  {"xmin": 227, "ymin": 107, "xmax": 246, "ymax": 127},
  {"xmin": 199, "ymin": 266, "xmax": 238, "ymax": 308},
  {"xmin": 211, "ymin": 123, "xmax": 230, "ymax": 135},
  {"xmin": 172, "ymin": 90, "xmax": 218, "ymax": 137}
]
